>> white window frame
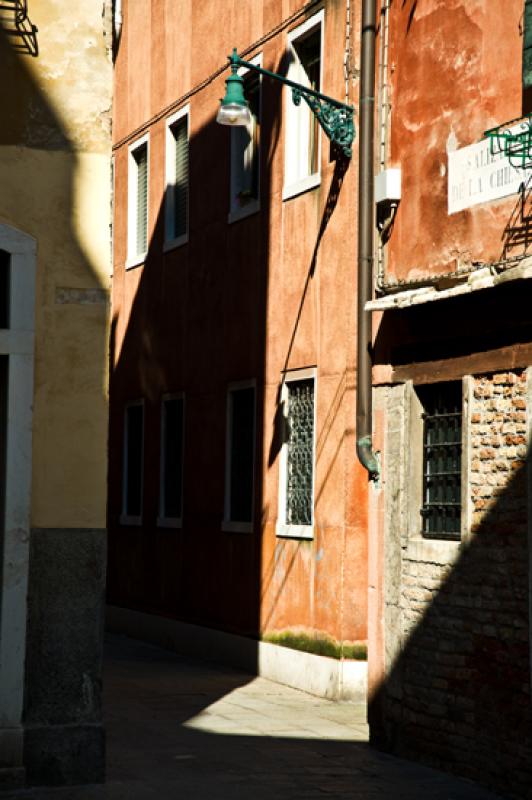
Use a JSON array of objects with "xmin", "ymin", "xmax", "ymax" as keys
[
  {"xmin": 283, "ymin": 9, "xmax": 324, "ymax": 201},
  {"xmin": 164, "ymin": 105, "xmax": 190, "ymax": 251},
  {"xmin": 120, "ymin": 399, "xmax": 144, "ymax": 525},
  {"xmin": 127, "ymin": 133, "xmax": 150, "ymax": 269},
  {"xmin": 276, "ymin": 367, "xmax": 317, "ymax": 539},
  {"xmin": 222, "ymin": 379, "xmax": 256, "ymax": 533},
  {"xmin": 228, "ymin": 54, "xmax": 262, "ymax": 225},
  {"xmin": 157, "ymin": 392, "xmax": 185, "ymax": 529}
]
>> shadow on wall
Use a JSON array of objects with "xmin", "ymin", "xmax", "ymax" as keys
[
  {"xmin": 0, "ymin": 0, "xmax": 38, "ymax": 56},
  {"xmin": 0, "ymin": 10, "xmax": 110, "ymax": 786},
  {"xmin": 501, "ymin": 174, "xmax": 532, "ymax": 260},
  {"xmin": 369, "ymin": 379, "xmax": 531, "ymax": 799},
  {"xmin": 106, "ymin": 79, "xmax": 279, "ymax": 661},
  {"xmin": 106, "ymin": 43, "xmax": 354, "ymax": 674}
]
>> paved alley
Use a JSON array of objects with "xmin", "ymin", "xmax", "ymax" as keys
[{"xmin": 4, "ymin": 635, "xmax": 507, "ymax": 800}]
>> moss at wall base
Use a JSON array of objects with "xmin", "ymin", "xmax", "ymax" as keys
[{"xmin": 262, "ymin": 630, "xmax": 367, "ymax": 660}]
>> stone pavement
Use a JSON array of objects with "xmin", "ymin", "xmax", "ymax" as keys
[{"xmin": 3, "ymin": 634, "xmax": 507, "ymax": 799}]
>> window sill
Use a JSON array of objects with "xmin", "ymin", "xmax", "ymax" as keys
[
  {"xmin": 276, "ymin": 522, "xmax": 313, "ymax": 540},
  {"xmin": 157, "ymin": 516, "xmax": 182, "ymax": 529},
  {"xmin": 221, "ymin": 520, "xmax": 253, "ymax": 534},
  {"xmin": 282, "ymin": 173, "xmax": 321, "ymax": 202},
  {"xmin": 125, "ymin": 253, "xmax": 147, "ymax": 270},
  {"xmin": 406, "ymin": 537, "xmax": 462, "ymax": 565},
  {"xmin": 228, "ymin": 200, "xmax": 260, "ymax": 225},
  {"xmin": 163, "ymin": 234, "xmax": 188, "ymax": 253},
  {"xmin": 120, "ymin": 514, "xmax": 142, "ymax": 526}
]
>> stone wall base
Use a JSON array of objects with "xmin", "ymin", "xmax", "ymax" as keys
[
  {"xmin": 24, "ymin": 528, "xmax": 107, "ymax": 786},
  {"xmin": 24, "ymin": 724, "xmax": 105, "ymax": 786},
  {"xmin": 107, "ymin": 604, "xmax": 368, "ymax": 705}
]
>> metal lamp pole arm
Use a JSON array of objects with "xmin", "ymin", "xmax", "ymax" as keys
[{"xmin": 230, "ymin": 50, "xmax": 355, "ymax": 157}]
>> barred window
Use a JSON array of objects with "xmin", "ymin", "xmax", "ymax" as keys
[
  {"xmin": 286, "ymin": 378, "xmax": 314, "ymax": 525},
  {"xmin": 276, "ymin": 371, "xmax": 316, "ymax": 538},
  {"xmin": 417, "ymin": 382, "xmax": 462, "ymax": 539}
]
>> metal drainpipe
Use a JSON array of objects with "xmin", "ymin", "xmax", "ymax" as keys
[
  {"xmin": 113, "ymin": 0, "xmax": 123, "ymax": 42},
  {"xmin": 356, "ymin": 0, "xmax": 379, "ymax": 480}
]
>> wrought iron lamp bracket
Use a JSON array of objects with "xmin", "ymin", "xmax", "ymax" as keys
[
  {"xmin": 291, "ymin": 87, "xmax": 355, "ymax": 158},
  {"xmin": 226, "ymin": 50, "xmax": 355, "ymax": 158}
]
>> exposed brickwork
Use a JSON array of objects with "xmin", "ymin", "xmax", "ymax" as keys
[{"xmin": 378, "ymin": 371, "xmax": 532, "ymax": 800}]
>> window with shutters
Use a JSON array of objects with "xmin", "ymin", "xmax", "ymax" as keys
[
  {"xmin": 158, "ymin": 394, "xmax": 185, "ymax": 527},
  {"xmin": 127, "ymin": 134, "xmax": 149, "ymax": 267},
  {"xmin": 121, "ymin": 400, "xmax": 144, "ymax": 524},
  {"xmin": 416, "ymin": 382, "xmax": 463, "ymax": 541},
  {"xmin": 276, "ymin": 368, "xmax": 316, "ymax": 540},
  {"xmin": 228, "ymin": 56, "xmax": 261, "ymax": 224},
  {"xmin": 524, "ymin": 0, "xmax": 532, "ymax": 114},
  {"xmin": 223, "ymin": 382, "xmax": 256, "ymax": 532},
  {"xmin": 165, "ymin": 107, "xmax": 189, "ymax": 248},
  {"xmin": 283, "ymin": 10, "xmax": 323, "ymax": 200}
]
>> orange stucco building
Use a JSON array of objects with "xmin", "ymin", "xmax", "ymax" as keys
[{"xmin": 107, "ymin": 0, "xmax": 369, "ymax": 688}]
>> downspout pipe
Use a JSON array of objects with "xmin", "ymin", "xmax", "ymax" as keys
[{"xmin": 356, "ymin": 0, "xmax": 379, "ymax": 480}]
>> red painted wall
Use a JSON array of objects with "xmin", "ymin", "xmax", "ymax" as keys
[
  {"xmin": 385, "ymin": 0, "xmax": 526, "ymax": 279},
  {"xmin": 108, "ymin": 0, "xmax": 369, "ymax": 650}
]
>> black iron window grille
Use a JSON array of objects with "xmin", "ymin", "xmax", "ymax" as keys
[
  {"xmin": 286, "ymin": 378, "xmax": 314, "ymax": 526},
  {"xmin": 418, "ymin": 382, "xmax": 462, "ymax": 540}
]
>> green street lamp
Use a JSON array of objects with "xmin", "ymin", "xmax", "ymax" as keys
[{"xmin": 217, "ymin": 49, "xmax": 355, "ymax": 158}]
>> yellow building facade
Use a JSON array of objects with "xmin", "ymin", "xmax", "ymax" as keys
[{"xmin": 0, "ymin": 0, "xmax": 112, "ymax": 786}]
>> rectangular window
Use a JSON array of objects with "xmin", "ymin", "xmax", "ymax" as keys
[
  {"xmin": 284, "ymin": 11, "xmax": 324, "ymax": 199},
  {"xmin": 121, "ymin": 401, "xmax": 144, "ymax": 524},
  {"xmin": 223, "ymin": 383, "xmax": 256, "ymax": 532},
  {"xmin": 165, "ymin": 107, "xmax": 189, "ymax": 248},
  {"xmin": 158, "ymin": 394, "xmax": 184, "ymax": 527},
  {"xmin": 417, "ymin": 382, "xmax": 462, "ymax": 540},
  {"xmin": 229, "ymin": 56, "xmax": 261, "ymax": 223},
  {"xmin": 277, "ymin": 369, "xmax": 316, "ymax": 539},
  {"xmin": 127, "ymin": 135, "xmax": 149, "ymax": 266}
]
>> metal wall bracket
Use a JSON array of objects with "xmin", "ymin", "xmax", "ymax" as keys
[
  {"xmin": 0, "ymin": 0, "xmax": 38, "ymax": 56},
  {"xmin": 484, "ymin": 115, "xmax": 532, "ymax": 169}
]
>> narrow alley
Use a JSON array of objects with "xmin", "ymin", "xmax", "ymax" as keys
[{"xmin": 4, "ymin": 635, "xmax": 507, "ymax": 800}]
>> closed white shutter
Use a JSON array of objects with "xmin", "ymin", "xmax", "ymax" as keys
[
  {"xmin": 173, "ymin": 117, "xmax": 188, "ymax": 238},
  {"xmin": 135, "ymin": 144, "xmax": 148, "ymax": 255}
]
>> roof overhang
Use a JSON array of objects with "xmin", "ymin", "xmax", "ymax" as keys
[{"xmin": 366, "ymin": 257, "xmax": 532, "ymax": 311}]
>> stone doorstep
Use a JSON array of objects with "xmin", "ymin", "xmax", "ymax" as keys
[{"xmin": 106, "ymin": 605, "xmax": 368, "ymax": 704}]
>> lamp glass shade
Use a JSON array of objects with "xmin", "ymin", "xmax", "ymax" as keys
[{"xmin": 216, "ymin": 102, "xmax": 252, "ymax": 127}]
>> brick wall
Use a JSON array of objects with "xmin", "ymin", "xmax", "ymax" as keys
[{"xmin": 376, "ymin": 371, "xmax": 532, "ymax": 799}]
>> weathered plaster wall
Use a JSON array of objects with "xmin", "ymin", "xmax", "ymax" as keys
[
  {"xmin": 0, "ymin": 0, "xmax": 112, "ymax": 786},
  {"xmin": 0, "ymin": 0, "xmax": 112, "ymax": 528},
  {"xmin": 108, "ymin": 0, "xmax": 368, "ymax": 651},
  {"xmin": 383, "ymin": 0, "xmax": 528, "ymax": 279}
]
